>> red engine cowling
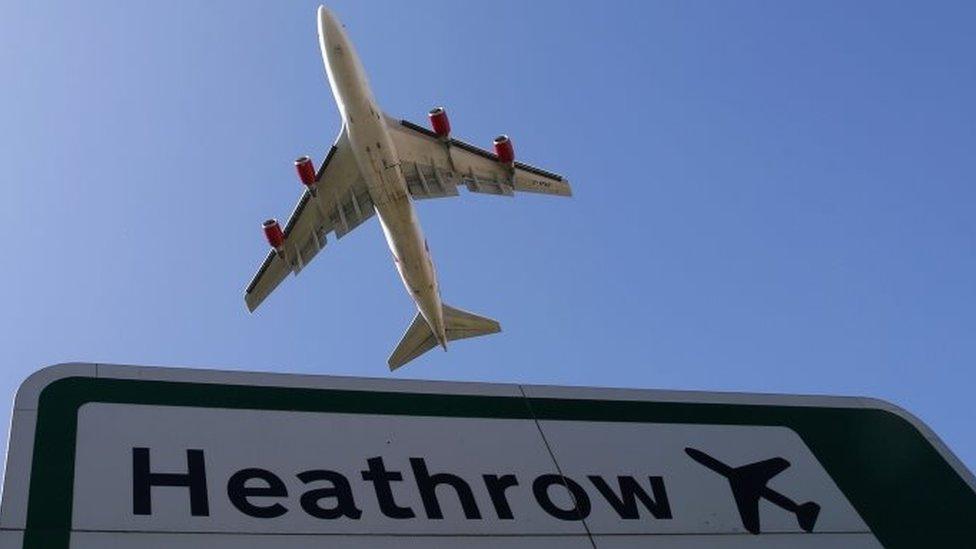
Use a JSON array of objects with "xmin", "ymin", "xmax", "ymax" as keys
[
  {"xmin": 263, "ymin": 219, "xmax": 285, "ymax": 249},
  {"xmin": 295, "ymin": 155, "xmax": 316, "ymax": 187},
  {"xmin": 428, "ymin": 106, "xmax": 451, "ymax": 138},
  {"xmin": 493, "ymin": 135, "xmax": 515, "ymax": 164}
]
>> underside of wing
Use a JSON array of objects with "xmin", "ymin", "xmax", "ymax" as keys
[
  {"xmin": 244, "ymin": 130, "xmax": 371, "ymax": 312},
  {"xmin": 386, "ymin": 113, "xmax": 572, "ymax": 200},
  {"xmin": 244, "ymin": 250, "xmax": 289, "ymax": 312}
]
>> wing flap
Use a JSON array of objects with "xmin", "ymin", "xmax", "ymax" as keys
[
  {"xmin": 401, "ymin": 160, "xmax": 461, "ymax": 200},
  {"xmin": 330, "ymin": 186, "xmax": 375, "ymax": 238}
]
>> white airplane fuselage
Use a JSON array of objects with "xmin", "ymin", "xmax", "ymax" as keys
[{"xmin": 317, "ymin": 8, "xmax": 447, "ymax": 346}]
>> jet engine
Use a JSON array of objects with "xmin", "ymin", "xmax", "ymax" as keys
[
  {"xmin": 428, "ymin": 106, "xmax": 451, "ymax": 138},
  {"xmin": 493, "ymin": 135, "xmax": 515, "ymax": 164},
  {"xmin": 263, "ymin": 219, "xmax": 285, "ymax": 249},
  {"xmin": 295, "ymin": 155, "xmax": 316, "ymax": 187}
]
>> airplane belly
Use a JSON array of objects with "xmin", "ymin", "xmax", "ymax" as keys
[
  {"xmin": 340, "ymin": 90, "xmax": 440, "ymax": 314},
  {"xmin": 376, "ymin": 198, "xmax": 431, "ymax": 291},
  {"xmin": 371, "ymin": 174, "xmax": 442, "ymax": 331},
  {"xmin": 346, "ymin": 115, "xmax": 407, "ymax": 205},
  {"xmin": 320, "ymin": 21, "xmax": 446, "ymax": 339}
]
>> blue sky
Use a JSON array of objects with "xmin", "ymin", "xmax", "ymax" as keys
[{"xmin": 1, "ymin": 0, "xmax": 974, "ymax": 477}]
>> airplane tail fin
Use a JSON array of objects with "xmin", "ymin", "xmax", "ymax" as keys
[
  {"xmin": 796, "ymin": 501, "xmax": 821, "ymax": 533},
  {"xmin": 388, "ymin": 304, "xmax": 500, "ymax": 370}
]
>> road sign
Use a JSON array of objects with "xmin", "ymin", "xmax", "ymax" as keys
[{"xmin": 1, "ymin": 363, "xmax": 974, "ymax": 548}]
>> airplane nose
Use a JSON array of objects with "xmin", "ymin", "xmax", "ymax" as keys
[{"xmin": 317, "ymin": 5, "xmax": 341, "ymax": 40}]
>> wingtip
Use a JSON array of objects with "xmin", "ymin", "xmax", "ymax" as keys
[{"xmin": 561, "ymin": 180, "xmax": 574, "ymax": 197}]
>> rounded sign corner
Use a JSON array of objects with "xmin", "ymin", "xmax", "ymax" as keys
[{"xmin": 14, "ymin": 363, "xmax": 96, "ymax": 411}]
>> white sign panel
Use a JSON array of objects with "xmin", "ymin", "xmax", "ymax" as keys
[{"xmin": 2, "ymin": 363, "xmax": 975, "ymax": 549}]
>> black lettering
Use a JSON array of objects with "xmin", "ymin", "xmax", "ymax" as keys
[
  {"xmin": 227, "ymin": 468, "xmax": 288, "ymax": 518},
  {"xmin": 132, "ymin": 448, "xmax": 209, "ymax": 516},
  {"xmin": 410, "ymin": 457, "xmax": 481, "ymax": 519},
  {"xmin": 297, "ymin": 470, "xmax": 362, "ymax": 519},
  {"xmin": 361, "ymin": 456, "xmax": 415, "ymax": 519},
  {"xmin": 483, "ymin": 474, "xmax": 519, "ymax": 520},
  {"xmin": 588, "ymin": 475, "xmax": 672, "ymax": 519},
  {"xmin": 532, "ymin": 474, "xmax": 591, "ymax": 521}
]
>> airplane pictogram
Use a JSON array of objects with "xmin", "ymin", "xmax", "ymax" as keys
[{"xmin": 685, "ymin": 447, "xmax": 821, "ymax": 535}]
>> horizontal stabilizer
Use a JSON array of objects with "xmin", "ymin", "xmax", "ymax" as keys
[
  {"xmin": 388, "ymin": 313, "xmax": 438, "ymax": 371},
  {"xmin": 388, "ymin": 304, "xmax": 500, "ymax": 370},
  {"xmin": 442, "ymin": 304, "xmax": 501, "ymax": 341},
  {"xmin": 796, "ymin": 501, "xmax": 821, "ymax": 533}
]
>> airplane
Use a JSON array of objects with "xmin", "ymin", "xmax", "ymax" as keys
[
  {"xmin": 684, "ymin": 447, "xmax": 821, "ymax": 535},
  {"xmin": 244, "ymin": 6, "xmax": 572, "ymax": 370}
]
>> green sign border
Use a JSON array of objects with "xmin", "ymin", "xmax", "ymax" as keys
[{"xmin": 22, "ymin": 376, "xmax": 976, "ymax": 548}]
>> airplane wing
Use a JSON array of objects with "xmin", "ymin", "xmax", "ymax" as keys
[
  {"xmin": 244, "ymin": 131, "xmax": 373, "ymax": 312},
  {"xmin": 385, "ymin": 114, "xmax": 572, "ymax": 200},
  {"xmin": 730, "ymin": 485, "xmax": 763, "ymax": 535},
  {"xmin": 729, "ymin": 457, "xmax": 791, "ymax": 535}
]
